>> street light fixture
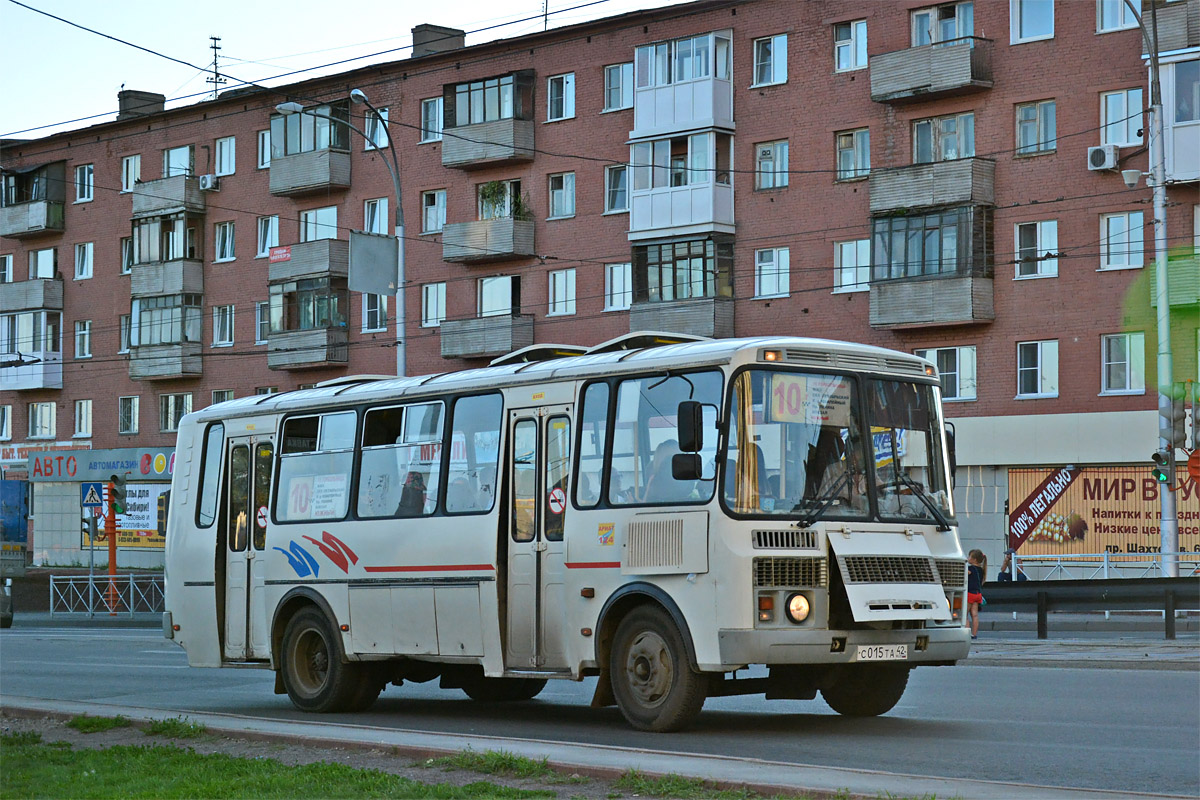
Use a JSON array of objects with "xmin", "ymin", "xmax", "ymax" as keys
[{"xmin": 274, "ymin": 92, "xmax": 407, "ymax": 377}]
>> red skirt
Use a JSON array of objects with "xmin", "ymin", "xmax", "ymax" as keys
[{"xmin": 967, "ymin": 591, "xmax": 984, "ymax": 605}]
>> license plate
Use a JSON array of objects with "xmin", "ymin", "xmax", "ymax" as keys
[{"xmin": 855, "ymin": 644, "xmax": 908, "ymax": 662}]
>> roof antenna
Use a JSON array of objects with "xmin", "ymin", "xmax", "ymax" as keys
[{"xmin": 206, "ymin": 36, "xmax": 227, "ymax": 99}]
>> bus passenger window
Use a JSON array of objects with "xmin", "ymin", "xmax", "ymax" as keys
[
  {"xmin": 358, "ymin": 402, "xmax": 444, "ymax": 519},
  {"xmin": 576, "ymin": 382, "xmax": 608, "ymax": 508},
  {"xmin": 448, "ymin": 394, "xmax": 503, "ymax": 515},
  {"xmin": 275, "ymin": 412, "xmax": 356, "ymax": 523},
  {"xmin": 196, "ymin": 423, "xmax": 224, "ymax": 528}
]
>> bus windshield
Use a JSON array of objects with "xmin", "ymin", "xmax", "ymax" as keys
[{"xmin": 724, "ymin": 370, "xmax": 953, "ymax": 522}]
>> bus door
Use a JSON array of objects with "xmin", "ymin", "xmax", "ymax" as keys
[
  {"xmin": 505, "ymin": 406, "xmax": 571, "ymax": 671},
  {"xmin": 223, "ymin": 436, "xmax": 274, "ymax": 661}
]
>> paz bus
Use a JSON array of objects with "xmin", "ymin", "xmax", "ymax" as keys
[{"xmin": 163, "ymin": 333, "xmax": 970, "ymax": 731}]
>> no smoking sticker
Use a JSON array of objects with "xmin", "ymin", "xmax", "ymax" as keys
[
  {"xmin": 547, "ymin": 487, "xmax": 566, "ymax": 515},
  {"xmin": 257, "ymin": 505, "xmax": 269, "ymax": 529}
]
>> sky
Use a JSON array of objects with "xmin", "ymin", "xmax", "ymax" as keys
[{"xmin": 0, "ymin": 0, "xmax": 691, "ymax": 140}]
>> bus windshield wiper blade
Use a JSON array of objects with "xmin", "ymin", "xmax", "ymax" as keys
[
  {"xmin": 794, "ymin": 469, "xmax": 852, "ymax": 528},
  {"xmin": 894, "ymin": 471, "xmax": 952, "ymax": 531}
]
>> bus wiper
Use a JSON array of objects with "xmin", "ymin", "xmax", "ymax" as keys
[
  {"xmin": 794, "ymin": 469, "xmax": 853, "ymax": 528},
  {"xmin": 893, "ymin": 471, "xmax": 952, "ymax": 532}
]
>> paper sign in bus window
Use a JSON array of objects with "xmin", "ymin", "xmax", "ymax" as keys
[{"xmin": 768, "ymin": 374, "xmax": 851, "ymax": 427}]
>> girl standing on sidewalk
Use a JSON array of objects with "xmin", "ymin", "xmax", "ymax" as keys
[{"xmin": 967, "ymin": 549, "xmax": 987, "ymax": 639}]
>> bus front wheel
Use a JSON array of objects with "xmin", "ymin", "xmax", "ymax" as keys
[
  {"xmin": 281, "ymin": 607, "xmax": 370, "ymax": 712},
  {"xmin": 610, "ymin": 606, "xmax": 706, "ymax": 732},
  {"xmin": 820, "ymin": 665, "xmax": 909, "ymax": 717}
]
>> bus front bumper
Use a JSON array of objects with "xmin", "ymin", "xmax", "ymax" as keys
[{"xmin": 716, "ymin": 626, "xmax": 971, "ymax": 668}]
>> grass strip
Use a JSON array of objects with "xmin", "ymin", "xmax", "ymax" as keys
[
  {"xmin": 143, "ymin": 716, "xmax": 207, "ymax": 739},
  {"xmin": 426, "ymin": 748, "xmax": 587, "ymax": 784},
  {"xmin": 66, "ymin": 715, "xmax": 132, "ymax": 734}
]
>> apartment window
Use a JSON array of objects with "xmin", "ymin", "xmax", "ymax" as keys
[
  {"xmin": 605, "ymin": 262, "xmax": 632, "ymax": 311},
  {"xmin": 28, "ymin": 248, "xmax": 55, "ymax": 279},
  {"xmin": 634, "ymin": 237, "xmax": 733, "ymax": 302},
  {"xmin": 74, "ymin": 320, "xmax": 91, "ymax": 358},
  {"xmin": 74, "ymin": 400, "xmax": 92, "ymax": 437},
  {"xmin": 834, "ymin": 20, "xmax": 868, "ymax": 72},
  {"xmin": 548, "ymin": 269, "xmax": 576, "ymax": 316},
  {"xmin": 300, "ymin": 206, "xmax": 338, "ymax": 242},
  {"xmin": 479, "ymin": 276, "xmax": 518, "ymax": 318},
  {"xmin": 268, "ymin": 277, "xmax": 347, "ymax": 333},
  {"xmin": 0, "ymin": 255, "xmax": 11, "ymax": 283},
  {"xmin": 604, "ymin": 166, "xmax": 628, "ymax": 213},
  {"xmin": 1100, "ymin": 211, "xmax": 1144, "ymax": 269},
  {"xmin": 214, "ymin": 221, "xmax": 236, "ymax": 262},
  {"xmin": 1015, "ymin": 220, "xmax": 1058, "ymax": 277},
  {"xmin": 257, "ymin": 130, "xmax": 271, "ymax": 169},
  {"xmin": 913, "ymin": 1, "xmax": 974, "ymax": 45},
  {"xmin": 836, "ymin": 129, "xmax": 870, "ymax": 180},
  {"xmin": 269, "ymin": 101, "xmax": 350, "ymax": 157},
  {"xmin": 1097, "ymin": 0, "xmax": 1137, "ymax": 32},
  {"xmin": 1016, "ymin": 99, "xmax": 1056, "ymax": 154},
  {"xmin": 421, "ymin": 282, "xmax": 446, "ymax": 327},
  {"xmin": 1017, "ymin": 340, "xmax": 1058, "ymax": 398},
  {"xmin": 129, "ymin": 215, "xmax": 199, "ymax": 265},
  {"xmin": 215, "ymin": 136, "xmax": 236, "ymax": 176},
  {"xmin": 133, "ymin": 294, "xmax": 202, "ymax": 346},
  {"xmin": 159, "ymin": 393, "xmax": 192, "ymax": 432},
  {"xmin": 834, "ymin": 239, "xmax": 871, "ymax": 292},
  {"xmin": 0, "ymin": 405, "xmax": 10, "ymax": 440},
  {"xmin": 212, "ymin": 390, "xmax": 234, "ymax": 405},
  {"xmin": 914, "ymin": 112, "xmax": 975, "ymax": 162},
  {"xmin": 364, "ymin": 198, "xmax": 388, "ymax": 235},
  {"xmin": 363, "ymin": 294, "xmax": 387, "ymax": 331},
  {"xmin": 871, "ymin": 207, "xmax": 988, "ymax": 279},
  {"xmin": 1012, "ymin": 0, "xmax": 1054, "ymax": 43},
  {"xmin": 753, "ymin": 34, "xmax": 788, "ymax": 86},
  {"xmin": 212, "ymin": 304, "xmax": 234, "ymax": 346},
  {"xmin": 421, "ymin": 190, "xmax": 446, "ymax": 233},
  {"xmin": 635, "ymin": 33, "xmax": 732, "ymax": 88},
  {"xmin": 120, "ymin": 237, "xmax": 133, "ymax": 274},
  {"xmin": 1101, "ymin": 332, "xmax": 1145, "ymax": 394},
  {"xmin": 916, "ymin": 346, "xmax": 978, "ymax": 401},
  {"xmin": 548, "ymin": 173, "xmax": 575, "ymax": 219},
  {"xmin": 255, "ymin": 387, "xmax": 278, "ymax": 396},
  {"xmin": 163, "ymin": 145, "xmax": 194, "ymax": 177},
  {"xmin": 119, "ymin": 314, "xmax": 131, "ymax": 353},
  {"xmin": 256, "ymin": 215, "xmax": 279, "ymax": 257},
  {"xmin": 604, "ymin": 63, "xmax": 634, "ymax": 111},
  {"xmin": 1101, "ymin": 88, "xmax": 1143, "ymax": 146},
  {"xmin": 256, "ymin": 302, "xmax": 270, "ymax": 344},
  {"xmin": 755, "ymin": 247, "xmax": 790, "ymax": 298},
  {"xmin": 74, "ymin": 242, "xmax": 93, "ymax": 280},
  {"xmin": 119, "ymin": 396, "xmax": 139, "ymax": 434},
  {"xmin": 1, "ymin": 311, "xmax": 61, "ymax": 356},
  {"xmin": 631, "ymin": 131, "xmax": 732, "ymax": 191},
  {"xmin": 28, "ymin": 402, "xmax": 55, "ymax": 439},
  {"xmin": 420, "ymin": 98, "xmax": 443, "ymax": 142},
  {"xmin": 364, "ymin": 107, "xmax": 389, "ymax": 150},
  {"xmin": 755, "ymin": 141, "xmax": 789, "ymax": 189},
  {"xmin": 1176, "ymin": 61, "xmax": 1199, "ymax": 123},
  {"xmin": 74, "ymin": 164, "xmax": 93, "ymax": 202},
  {"xmin": 547, "ymin": 73, "xmax": 575, "ymax": 121},
  {"xmin": 121, "ymin": 155, "xmax": 141, "ymax": 191}
]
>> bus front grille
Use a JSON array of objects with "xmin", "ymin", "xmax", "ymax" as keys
[
  {"xmin": 753, "ymin": 557, "xmax": 828, "ymax": 588},
  {"xmin": 934, "ymin": 558, "xmax": 967, "ymax": 589},
  {"xmin": 839, "ymin": 555, "xmax": 937, "ymax": 584},
  {"xmin": 752, "ymin": 529, "xmax": 817, "ymax": 549}
]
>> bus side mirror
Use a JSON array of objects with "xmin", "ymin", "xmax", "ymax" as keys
[
  {"xmin": 677, "ymin": 401, "xmax": 703, "ymax": 453},
  {"xmin": 944, "ymin": 422, "xmax": 957, "ymax": 490},
  {"xmin": 672, "ymin": 453, "xmax": 702, "ymax": 481}
]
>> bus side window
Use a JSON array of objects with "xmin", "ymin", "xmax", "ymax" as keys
[
  {"xmin": 196, "ymin": 423, "xmax": 224, "ymax": 528},
  {"xmin": 358, "ymin": 402, "xmax": 443, "ymax": 519},
  {"xmin": 576, "ymin": 382, "xmax": 608, "ymax": 508},
  {"xmin": 447, "ymin": 394, "xmax": 503, "ymax": 515},
  {"xmin": 275, "ymin": 411, "xmax": 356, "ymax": 523}
]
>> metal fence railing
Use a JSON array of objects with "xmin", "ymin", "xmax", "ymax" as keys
[
  {"xmin": 50, "ymin": 573, "xmax": 165, "ymax": 617},
  {"xmin": 1011, "ymin": 552, "xmax": 1200, "ymax": 581}
]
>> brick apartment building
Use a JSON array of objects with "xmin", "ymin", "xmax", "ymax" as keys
[{"xmin": 1, "ymin": 0, "xmax": 1197, "ymax": 566}]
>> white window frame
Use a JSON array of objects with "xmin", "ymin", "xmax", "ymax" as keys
[
  {"xmin": 255, "ymin": 301, "xmax": 270, "ymax": 344},
  {"xmin": 1014, "ymin": 220, "xmax": 1058, "ymax": 278},
  {"xmin": 29, "ymin": 247, "xmax": 55, "ymax": 279},
  {"xmin": 421, "ymin": 190, "xmax": 446, "ymax": 233},
  {"xmin": 163, "ymin": 145, "xmax": 193, "ymax": 177},
  {"xmin": 548, "ymin": 268, "xmax": 576, "ymax": 316},
  {"xmin": 159, "ymin": 393, "xmax": 192, "ymax": 433},
  {"xmin": 74, "ymin": 399, "xmax": 92, "ymax": 438},
  {"xmin": 911, "ymin": 1, "xmax": 975, "ymax": 46},
  {"xmin": 256, "ymin": 215, "xmax": 279, "ymax": 258},
  {"xmin": 74, "ymin": 163, "xmax": 93, "ymax": 202},
  {"xmin": 547, "ymin": 73, "xmax": 576, "ymax": 122},
  {"xmin": 28, "ymin": 402, "xmax": 55, "ymax": 439},
  {"xmin": 74, "ymin": 320, "xmax": 92, "ymax": 359},
  {"xmin": 74, "ymin": 242, "xmax": 93, "ymax": 280},
  {"xmin": 300, "ymin": 206, "xmax": 338, "ymax": 242},
  {"xmin": 834, "ymin": 239, "xmax": 871, "ymax": 293},
  {"xmin": 0, "ymin": 404, "xmax": 11, "ymax": 440},
  {"xmin": 603, "ymin": 63, "xmax": 634, "ymax": 111},
  {"xmin": 752, "ymin": 34, "xmax": 788, "ymax": 87},
  {"xmin": 915, "ymin": 346, "xmax": 978, "ymax": 401},
  {"xmin": 1097, "ymin": 0, "xmax": 1137, "ymax": 33},
  {"xmin": 362, "ymin": 293, "xmax": 388, "ymax": 332},
  {"xmin": 120, "ymin": 237, "xmax": 133, "ymax": 275},
  {"xmin": 1011, "ymin": 0, "xmax": 1054, "ymax": 44},
  {"xmin": 212, "ymin": 305, "xmax": 234, "ymax": 346},
  {"xmin": 1016, "ymin": 339, "xmax": 1059, "ymax": 399},
  {"xmin": 478, "ymin": 275, "xmax": 516, "ymax": 318},
  {"xmin": 420, "ymin": 98, "xmax": 443, "ymax": 142},
  {"xmin": 836, "ymin": 129, "xmax": 870, "ymax": 180},
  {"xmin": 257, "ymin": 130, "xmax": 271, "ymax": 169},
  {"xmin": 755, "ymin": 141, "xmax": 789, "ymax": 189},
  {"xmin": 421, "ymin": 282, "xmax": 446, "ymax": 328},
  {"xmin": 119, "ymin": 314, "xmax": 131, "ymax": 354},
  {"xmin": 365, "ymin": 107, "xmax": 389, "ymax": 150},
  {"xmin": 1016, "ymin": 99, "xmax": 1056, "ymax": 154},
  {"xmin": 604, "ymin": 165, "xmax": 629, "ymax": 213},
  {"xmin": 754, "ymin": 247, "xmax": 790, "ymax": 298},
  {"xmin": 834, "ymin": 19, "xmax": 868, "ymax": 72},
  {"xmin": 0, "ymin": 254, "xmax": 10, "ymax": 284},
  {"xmin": 364, "ymin": 197, "xmax": 389, "ymax": 235},
  {"xmin": 212, "ymin": 389, "xmax": 235, "ymax": 405},
  {"xmin": 605, "ymin": 262, "xmax": 632, "ymax": 311},
  {"xmin": 1099, "ymin": 210, "xmax": 1144, "ymax": 269},
  {"xmin": 214, "ymin": 221, "xmax": 236, "ymax": 262},
  {"xmin": 118, "ymin": 396, "xmax": 139, "ymax": 435},
  {"xmin": 1100, "ymin": 331, "xmax": 1146, "ymax": 395},
  {"xmin": 914, "ymin": 112, "xmax": 975, "ymax": 163},
  {"xmin": 548, "ymin": 172, "xmax": 576, "ymax": 219},
  {"xmin": 255, "ymin": 387, "xmax": 278, "ymax": 396},
  {"xmin": 121, "ymin": 155, "xmax": 141, "ymax": 192},
  {"xmin": 1101, "ymin": 88, "xmax": 1143, "ymax": 146},
  {"xmin": 215, "ymin": 136, "xmax": 236, "ymax": 176}
]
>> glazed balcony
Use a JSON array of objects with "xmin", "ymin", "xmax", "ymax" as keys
[
  {"xmin": 628, "ymin": 181, "xmax": 734, "ymax": 242},
  {"xmin": 869, "ymin": 157, "xmax": 995, "ymax": 214},
  {"xmin": 440, "ymin": 314, "xmax": 533, "ymax": 359},
  {"xmin": 0, "ymin": 350, "xmax": 61, "ymax": 391},
  {"xmin": 129, "ymin": 259, "xmax": 204, "ymax": 299},
  {"xmin": 869, "ymin": 38, "xmax": 993, "ymax": 104}
]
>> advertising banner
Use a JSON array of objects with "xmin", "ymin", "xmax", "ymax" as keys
[
  {"xmin": 81, "ymin": 483, "xmax": 170, "ymax": 549},
  {"xmin": 1008, "ymin": 467, "xmax": 1200, "ymax": 555}
]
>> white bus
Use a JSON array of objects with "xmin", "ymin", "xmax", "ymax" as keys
[{"xmin": 163, "ymin": 334, "xmax": 970, "ymax": 731}]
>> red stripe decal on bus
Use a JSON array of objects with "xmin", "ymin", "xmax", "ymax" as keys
[
  {"xmin": 565, "ymin": 562, "xmax": 621, "ymax": 569},
  {"xmin": 363, "ymin": 564, "xmax": 495, "ymax": 573}
]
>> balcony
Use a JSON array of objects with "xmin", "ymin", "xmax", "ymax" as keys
[
  {"xmin": 869, "ymin": 158, "xmax": 995, "ymax": 214},
  {"xmin": 129, "ymin": 259, "xmax": 204, "ymax": 299},
  {"xmin": 629, "ymin": 182, "xmax": 734, "ymax": 242},
  {"xmin": 441, "ymin": 119, "xmax": 535, "ymax": 170},
  {"xmin": 631, "ymin": 32, "xmax": 734, "ymax": 140},
  {"xmin": 0, "ymin": 200, "xmax": 65, "ymax": 239},
  {"xmin": 0, "ymin": 279, "xmax": 63, "ymax": 313},
  {"xmin": 869, "ymin": 276, "xmax": 994, "ymax": 329},
  {"xmin": 629, "ymin": 296, "xmax": 733, "ymax": 339},
  {"xmin": 440, "ymin": 314, "xmax": 533, "ymax": 359},
  {"xmin": 869, "ymin": 38, "xmax": 993, "ymax": 104},
  {"xmin": 442, "ymin": 218, "xmax": 535, "ymax": 264},
  {"xmin": 131, "ymin": 175, "xmax": 205, "ymax": 219},
  {"xmin": 267, "ymin": 239, "xmax": 348, "ymax": 284},
  {"xmin": 1150, "ymin": 256, "xmax": 1200, "ymax": 308},
  {"xmin": 128, "ymin": 343, "xmax": 203, "ymax": 380},
  {"xmin": 267, "ymin": 328, "xmax": 349, "ymax": 370},
  {"xmin": 268, "ymin": 150, "xmax": 351, "ymax": 197},
  {"xmin": 0, "ymin": 350, "xmax": 62, "ymax": 391}
]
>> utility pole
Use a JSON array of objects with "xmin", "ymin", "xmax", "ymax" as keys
[{"xmin": 206, "ymin": 36, "xmax": 226, "ymax": 99}]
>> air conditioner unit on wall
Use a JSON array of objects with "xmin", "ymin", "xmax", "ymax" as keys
[
  {"xmin": 198, "ymin": 174, "xmax": 220, "ymax": 191},
  {"xmin": 1087, "ymin": 144, "xmax": 1119, "ymax": 171}
]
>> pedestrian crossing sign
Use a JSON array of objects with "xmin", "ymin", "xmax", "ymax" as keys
[{"xmin": 81, "ymin": 482, "xmax": 104, "ymax": 508}]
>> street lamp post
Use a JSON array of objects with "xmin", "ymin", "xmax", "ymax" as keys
[{"xmin": 275, "ymin": 93, "xmax": 407, "ymax": 377}]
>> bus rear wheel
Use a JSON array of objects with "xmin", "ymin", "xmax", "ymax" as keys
[
  {"xmin": 820, "ymin": 665, "xmax": 909, "ymax": 717},
  {"xmin": 280, "ymin": 607, "xmax": 364, "ymax": 712},
  {"xmin": 610, "ymin": 606, "xmax": 706, "ymax": 732},
  {"xmin": 461, "ymin": 676, "xmax": 547, "ymax": 702}
]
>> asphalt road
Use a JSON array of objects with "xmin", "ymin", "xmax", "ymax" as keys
[{"xmin": 1, "ymin": 627, "xmax": 1197, "ymax": 797}]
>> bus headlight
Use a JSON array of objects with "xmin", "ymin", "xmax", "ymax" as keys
[{"xmin": 785, "ymin": 593, "xmax": 810, "ymax": 624}]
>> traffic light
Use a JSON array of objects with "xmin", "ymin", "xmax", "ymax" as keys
[
  {"xmin": 109, "ymin": 473, "xmax": 127, "ymax": 516},
  {"xmin": 1160, "ymin": 387, "xmax": 1187, "ymax": 451},
  {"xmin": 1151, "ymin": 450, "xmax": 1175, "ymax": 488},
  {"xmin": 81, "ymin": 514, "xmax": 97, "ymax": 543}
]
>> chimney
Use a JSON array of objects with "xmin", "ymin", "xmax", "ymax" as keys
[
  {"xmin": 411, "ymin": 24, "xmax": 465, "ymax": 58},
  {"xmin": 117, "ymin": 90, "xmax": 166, "ymax": 120}
]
